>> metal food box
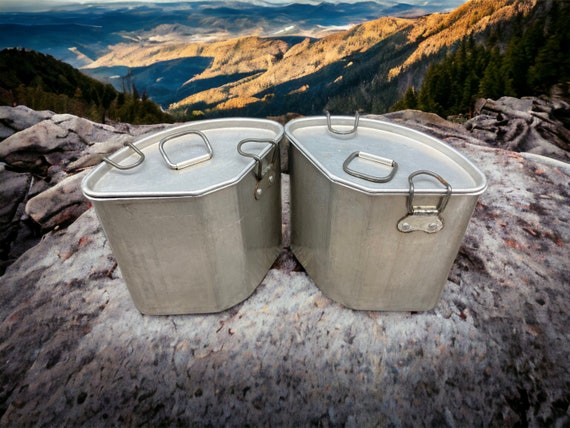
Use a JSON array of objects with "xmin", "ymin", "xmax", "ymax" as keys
[
  {"xmin": 286, "ymin": 113, "xmax": 487, "ymax": 311},
  {"xmin": 82, "ymin": 118, "xmax": 283, "ymax": 315}
]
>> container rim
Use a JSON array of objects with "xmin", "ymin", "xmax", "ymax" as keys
[
  {"xmin": 82, "ymin": 118, "xmax": 284, "ymax": 199},
  {"xmin": 285, "ymin": 115, "xmax": 488, "ymax": 195}
]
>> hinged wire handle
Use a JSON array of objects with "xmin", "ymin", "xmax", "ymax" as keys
[
  {"xmin": 397, "ymin": 170, "xmax": 452, "ymax": 233},
  {"xmin": 325, "ymin": 111, "xmax": 360, "ymax": 135},
  {"xmin": 103, "ymin": 141, "xmax": 145, "ymax": 170},
  {"xmin": 406, "ymin": 170, "xmax": 452, "ymax": 215},
  {"xmin": 237, "ymin": 138, "xmax": 278, "ymax": 180},
  {"xmin": 237, "ymin": 138, "xmax": 279, "ymax": 200},
  {"xmin": 159, "ymin": 130, "xmax": 213, "ymax": 170},
  {"xmin": 343, "ymin": 151, "xmax": 398, "ymax": 183}
]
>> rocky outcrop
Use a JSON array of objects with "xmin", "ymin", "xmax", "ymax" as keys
[
  {"xmin": 465, "ymin": 96, "xmax": 570, "ymax": 163},
  {"xmin": 0, "ymin": 108, "xmax": 173, "ymax": 272},
  {"xmin": 0, "ymin": 105, "xmax": 54, "ymax": 140},
  {"xmin": 24, "ymin": 170, "xmax": 90, "ymax": 230},
  {"xmin": 1, "ymin": 113, "xmax": 137, "ymax": 176},
  {"xmin": 384, "ymin": 96, "xmax": 570, "ymax": 165},
  {"xmin": 0, "ymin": 102, "xmax": 569, "ymax": 426},
  {"xmin": 0, "ymin": 165, "xmax": 33, "ymax": 271}
]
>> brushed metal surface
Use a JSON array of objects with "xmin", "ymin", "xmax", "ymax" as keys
[
  {"xmin": 285, "ymin": 115, "xmax": 486, "ymax": 194},
  {"xmin": 286, "ymin": 115, "xmax": 487, "ymax": 311},
  {"xmin": 83, "ymin": 118, "xmax": 283, "ymax": 198},
  {"xmin": 82, "ymin": 119, "xmax": 283, "ymax": 314}
]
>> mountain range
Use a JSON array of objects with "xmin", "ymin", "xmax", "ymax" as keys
[
  {"xmin": 0, "ymin": 1, "xmax": 444, "ymax": 67},
  {"xmin": 0, "ymin": 0, "xmax": 567, "ymax": 119},
  {"xmin": 0, "ymin": 1, "xmax": 472, "ymax": 109}
]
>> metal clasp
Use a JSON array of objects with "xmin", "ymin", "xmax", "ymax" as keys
[
  {"xmin": 343, "ymin": 151, "xmax": 398, "ymax": 183},
  {"xmin": 237, "ymin": 138, "xmax": 279, "ymax": 200},
  {"xmin": 159, "ymin": 130, "xmax": 213, "ymax": 170},
  {"xmin": 103, "ymin": 141, "xmax": 145, "ymax": 170},
  {"xmin": 325, "ymin": 111, "xmax": 360, "ymax": 135},
  {"xmin": 397, "ymin": 170, "xmax": 452, "ymax": 233}
]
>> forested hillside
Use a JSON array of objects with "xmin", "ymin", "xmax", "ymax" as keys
[
  {"xmin": 0, "ymin": 49, "xmax": 173, "ymax": 124},
  {"xmin": 166, "ymin": 17, "xmax": 412, "ymax": 115},
  {"xmin": 168, "ymin": 0, "xmax": 549, "ymax": 119},
  {"xmin": 1, "ymin": 0, "xmax": 567, "ymax": 122},
  {"xmin": 392, "ymin": 0, "xmax": 570, "ymax": 117}
]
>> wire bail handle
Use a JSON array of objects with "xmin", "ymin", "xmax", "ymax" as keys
[
  {"xmin": 237, "ymin": 138, "xmax": 279, "ymax": 200},
  {"xmin": 397, "ymin": 170, "xmax": 452, "ymax": 234},
  {"xmin": 325, "ymin": 111, "xmax": 360, "ymax": 135},
  {"xmin": 102, "ymin": 141, "xmax": 145, "ymax": 170},
  {"xmin": 159, "ymin": 130, "xmax": 213, "ymax": 170}
]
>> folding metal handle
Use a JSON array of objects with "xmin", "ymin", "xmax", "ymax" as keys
[
  {"xmin": 103, "ymin": 142, "xmax": 145, "ymax": 170},
  {"xmin": 326, "ymin": 111, "xmax": 360, "ymax": 135},
  {"xmin": 407, "ymin": 170, "xmax": 452, "ymax": 214},
  {"xmin": 159, "ymin": 130, "xmax": 213, "ymax": 170},
  {"xmin": 398, "ymin": 170, "xmax": 452, "ymax": 233},
  {"xmin": 237, "ymin": 138, "xmax": 279, "ymax": 199},
  {"xmin": 343, "ymin": 151, "xmax": 398, "ymax": 183},
  {"xmin": 237, "ymin": 138, "xmax": 278, "ymax": 180}
]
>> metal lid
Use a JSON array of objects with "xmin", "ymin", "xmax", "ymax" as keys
[
  {"xmin": 82, "ymin": 118, "xmax": 284, "ymax": 199},
  {"xmin": 285, "ymin": 113, "xmax": 487, "ymax": 195}
]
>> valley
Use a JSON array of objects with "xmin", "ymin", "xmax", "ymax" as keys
[
  {"xmin": 0, "ymin": 0, "xmax": 563, "ymax": 119},
  {"xmin": 0, "ymin": 1, "xmax": 466, "ymax": 113}
]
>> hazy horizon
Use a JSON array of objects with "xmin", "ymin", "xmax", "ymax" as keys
[{"xmin": 0, "ymin": 0, "xmax": 469, "ymax": 13}]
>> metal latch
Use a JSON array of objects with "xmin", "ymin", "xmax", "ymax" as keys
[
  {"xmin": 237, "ymin": 138, "xmax": 279, "ymax": 200},
  {"xmin": 397, "ymin": 170, "xmax": 452, "ymax": 234}
]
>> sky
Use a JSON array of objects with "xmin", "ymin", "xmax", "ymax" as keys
[{"xmin": 0, "ymin": 0, "xmax": 469, "ymax": 13}]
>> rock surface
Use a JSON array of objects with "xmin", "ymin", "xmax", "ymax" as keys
[
  {"xmin": 0, "ymin": 164, "xmax": 32, "ymax": 272},
  {"xmin": 1, "ymin": 101, "xmax": 569, "ymax": 426},
  {"xmin": 0, "ymin": 105, "xmax": 54, "ymax": 140},
  {"xmin": 0, "ymin": 109, "xmax": 173, "ymax": 272},
  {"xmin": 465, "ymin": 96, "xmax": 570, "ymax": 163}
]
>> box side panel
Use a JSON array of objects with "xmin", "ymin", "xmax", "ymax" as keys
[
  {"xmin": 289, "ymin": 145, "xmax": 333, "ymax": 282},
  {"xmin": 91, "ymin": 168, "xmax": 281, "ymax": 315},
  {"xmin": 234, "ymin": 166, "xmax": 282, "ymax": 300},
  {"xmin": 92, "ymin": 196, "xmax": 223, "ymax": 314},
  {"xmin": 328, "ymin": 188, "xmax": 479, "ymax": 310},
  {"xmin": 92, "ymin": 187, "xmax": 254, "ymax": 314},
  {"xmin": 290, "ymin": 143, "xmax": 480, "ymax": 311}
]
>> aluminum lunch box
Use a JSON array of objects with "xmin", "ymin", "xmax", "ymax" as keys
[
  {"xmin": 286, "ymin": 113, "xmax": 487, "ymax": 311},
  {"xmin": 82, "ymin": 118, "xmax": 283, "ymax": 315}
]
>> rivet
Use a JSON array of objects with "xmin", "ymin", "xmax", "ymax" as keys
[
  {"xmin": 401, "ymin": 222, "xmax": 411, "ymax": 231},
  {"xmin": 428, "ymin": 222, "xmax": 439, "ymax": 231},
  {"xmin": 255, "ymin": 188, "xmax": 263, "ymax": 198}
]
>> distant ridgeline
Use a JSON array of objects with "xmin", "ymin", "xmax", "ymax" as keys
[
  {"xmin": 1, "ymin": 0, "xmax": 569, "ymax": 123},
  {"xmin": 392, "ymin": 0, "xmax": 570, "ymax": 117},
  {"xmin": 168, "ymin": 0, "xmax": 570, "ymax": 120},
  {"xmin": 0, "ymin": 49, "xmax": 173, "ymax": 124}
]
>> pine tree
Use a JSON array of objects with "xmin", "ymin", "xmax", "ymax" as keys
[
  {"xmin": 391, "ymin": 86, "xmax": 418, "ymax": 111},
  {"xmin": 478, "ymin": 48, "xmax": 504, "ymax": 99}
]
